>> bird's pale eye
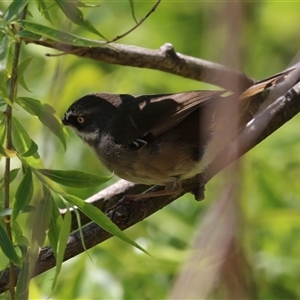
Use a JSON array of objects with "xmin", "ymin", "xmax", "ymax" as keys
[{"xmin": 77, "ymin": 116, "xmax": 85, "ymax": 124}]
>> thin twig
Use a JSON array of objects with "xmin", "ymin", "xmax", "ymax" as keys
[
  {"xmin": 30, "ymin": 40, "xmax": 253, "ymax": 92},
  {"xmin": 105, "ymin": 0, "xmax": 161, "ymax": 44}
]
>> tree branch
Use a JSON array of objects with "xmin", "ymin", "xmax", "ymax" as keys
[
  {"xmin": 25, "ymin": 39, "xmax": 254, "ymax": 92},
  {"xmin": 1, "ymin": 80, "xmax": 300, "ymax": 294}
]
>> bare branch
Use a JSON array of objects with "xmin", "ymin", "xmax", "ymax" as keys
[{"xmin": 26, "ymin": 39, "xmax": 254, "ymax": 92}]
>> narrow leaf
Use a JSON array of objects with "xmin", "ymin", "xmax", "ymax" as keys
[
  {"xmin": 54, "ymin": 0, "xmax": 85, "ymax": 25},
  {"xmin": 65, "ymin": 194, "xmax": 151, "ymax": 256},
  {"xmin": 54, "ymin": 0, "xmax": 106, "ymax": 39},
  {"xmin": 13, "ymin": 166, "xmax": 34, "ymax": 220},
  {"xmin": 77, "ymin": 2, "xmax": 101, "ymax": 8},
  {"xmin": 18, "ymin": 57, "xmax": 33, "ymax": 92},
  {"xmin": 128, "ymin": 0, "xmax": 138, "ymax": 23},
  {"xmin": 0, "ymin": 208, "xmax": 12, "ymax": 217},
  {"xmin": 18, "ymin": 21, "xmax": 105, "ymax": 47},
  {"xmin": 10, "ymin": 168, "xmax": 20, "ymax": 183},
  {"xmin": 3, "ymin": 0, "xmax": 28, "ymax": 22},
  {"xmin": 0, "ymin": 168, "xmax": 20, "ymax": 191},
  {"xmin": 0, "ymin": 224, "xmax": 21, "ymax": 266},
  {"xmin": 15, "ymin": 248, "xmax": 29, "ymax": 300},
  {"xmin": 22, "ymin": 140, "xmax": 38, "ymax": 157},
  {"xmin": 12, "ymin": 116, "xmax": 34, "ymax": 155},
  {"xmin": 15, "ymin": 30, "xmax": 42, "ymax": 40},
  {"xmin": 18, "ymin": 57, "xmax": 33, "ymax": 79},
  {"xmin": 35, "ymin": 0, "xmax": 53, "ymax": 23},
  {"xmin": 38, "ymin": 169, "xmax": 111, "ymax": 188},
  {"xmin": 51, "ymin": 209, "xmax": 71, "ymax": 291},
  {"xmin": 48, "ymin": 198, "xmax": 63, "ymax": 255},
  {"xmin": 16, "ymin": 97, "xmax": 67, "ymax": 150},
  {"xmin": 31, "ymin": 187, "xmax": 52, "ymax": 247},
  {"xmin": 0, "ymin": 33, "xmax": 10, "ymax": 63},
  {"xmin": 11, "ymin": 220, "xmax": 29, "ymax": 247}
]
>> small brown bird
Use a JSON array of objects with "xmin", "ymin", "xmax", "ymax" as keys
[{"xmin": 62, "ymin": 63, "xmax": 300, "ymax": 198}]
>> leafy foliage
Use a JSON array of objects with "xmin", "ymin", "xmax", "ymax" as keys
[
  {"xmin": 0, "ymin": 0, "xmax": 149, "ymax": 298},
  {"xmin": 0, "ymin": 1, "xmax": 300, "ymax": 300}
]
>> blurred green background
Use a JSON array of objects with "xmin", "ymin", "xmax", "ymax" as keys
[{"xmin": 1, "ymin": 1, "xmax": 300, "ymax": 299}]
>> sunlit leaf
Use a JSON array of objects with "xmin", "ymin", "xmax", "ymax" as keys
[
  {"xmin": 18, "ymin": 21, "xmax": 106, "ymax": 47},
  {"xmin": 15, "ymin": 30, "xmax": 42, "ymax": 40},
  {"xmin": 54, "ymin": 0, "xmax": 106, "ymax": 39},
  {"xmin": 0, "ymin": 208, "xmax": 12, "ymax": 217},
  {"xmin": 0, "ymin": 224, "xmax": 21, "ymax": 266},
  {"xmin": 48, "ymin": 198, "xmax": 63, "ymax": 255},
  {"xmin": 10, "ymin": 168, "xmax": 20, "ymax": 183},
  {"xmin": 12, "ymin": 220, "xmax": 29, "ymax": 247},
  {"xmin": 22, "ymin": 140, "xmax": 38, "ymax": 157},
  {"xmin": 18, "ymin": 56, "xmax": 33, "ymax": 92},
  {"xmin": 15, "ymin": 245, "xmax": 29, "ymax": 300},
  {"xmin": 16, "ymin": 97, "xmax": 67, "ymax": 150},
  {"xmin": 0, "ymin": 168, "xmax": 20, "ymax": 191},
  {"xmin": 64, "ymin": 194, "xmax": 151, "ymax": 256},
  {"xmin": 35, "ymin": 0, "xmax": 53, "ymax": 23},
  {"xmin": 2, "ymin": 0, "xmax": 28, "ymax": 22},
  {"xmin": 76, "ymin": 2, "xmax": 101, "ymax": 8},
  {"xmin": 51, "ymin": 208, "xmax": 71, "ymax": 291},
  {"xmin": 0, "ymin": 33, "xmax": 10, "ymax": 63},
  {"xmin": 31, "ymin": 186, "xmax": 53, "ymax": 247},
  {"xmin": 12, "ymin": 116, "xmax": 35, "ymax": 155},
  {"xmin": 38, "ymin": 169, "xmax": 111, "ymax": 188},
  {"xmin": 13, "ymin": 166, "xmax": 34, "ymax": 220},
  {"xmin": 128, "ymin": 0, "xmax": 138, "ymax": 23}
]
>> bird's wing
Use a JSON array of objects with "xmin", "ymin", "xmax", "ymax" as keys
[{"xmin": 114, "ymin": 90, "xmax": 225, "ymax": 145}]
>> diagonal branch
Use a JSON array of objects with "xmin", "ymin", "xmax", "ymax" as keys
[
  {"xmin": 24, "ymin": 39, "xmax": 254, "ymax": 92},
  {"xmin": 1, "ymin": 81, "xmax": 300, "ymax": 294}
]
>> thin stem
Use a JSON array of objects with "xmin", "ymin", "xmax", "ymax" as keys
[
  {"xmin": 4, "ymin": 6, "xmax": 28, "ymax": 299},
  {"xmin": 105, "ymin": 0, "xmax": 161, "ymax": 44}
]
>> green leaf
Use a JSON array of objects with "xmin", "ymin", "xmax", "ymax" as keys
[
  {"xmin": 18, "ymin": 56, "xmax": 33, "ymax": 92},
  {"xmin": 13, "ymin": 166, "xmax": 34, "ymax": 220},
  {"xmin": 15, "ymin": 30, "xmax": 42, "ymax": 40},
  {"xmin": 15, "ymin": 251, "xmax": 30, "ymax": 300},
  {"xmin": 37, "ymin": 169, "xmax": 111, "ymax": 188},
  {"xmin": 48, "ymin": 198, "xmax": 63, "ymax": 255},
  {"xmin": 0, "ymin": 168, "xmax": 20, "ymax": 190},
  {"xmin": 0, "ymin": 224, "xmax": 21, "ymax": 266},
  {"xmin": 2, "ymin": 0, "xmax": 28, "ymax": 22},
  {"xmin": 54, "ymin": 0, "xmax": 106, "ymax": 39},
  {"xmin": 0, "ymin": 114, "xmax": 9, "ymax": 158},
  {"xmin": 0, "ymin": 208, "xmax": 12, "ymax": 217},
  {"xmin": 22, "ymin": 140, "xmax": 38, "ymax": 157},
  {"xmin": 0, "ymin": 168, "xmax": 20, "ymax": 191},
  {"xmin": 0, "ymin": 33, "xmax": 10, "ymax": 64},
  {"xmin": 76, "ymin": 2, "xmax": 101, "ymax": 8},
  {"xmin": 11, "ymin": 116, "xmax": 35, "ymax": 155},
  {"xmin": 64, "ymin": 194, "xmax": 151, "ymax": 256},
  {"xmin": 16, "ymin": 97, "xmax": 67, "ymax": 150},
  {"xmin": 35, "ymin": 0, "xmax": 53, "ymax": 23},
  {"xmin": 41, "ymin": 103, "xmax": 66, "ymax": 145},
  {"xmin": 51, "ymin": 208, "xmax": 71, "ymax": 291},
  {"xmin": 31, "ymin": 186, "xmax": 52, "ymax": 247},
  {"xmin": 128, "ymin": 0, "xmax": 138, "ymax": 24},
  {"xmin": 11, "ymin": 220, "xmax": 29, "ymax": 247},
  {"xmin": 18, "ymin": 57, "xmax": 33, "ymax": 78},
  {"xmin": 18, "ymin": 21, "xmax": 106, "ymax": 47},
  {"xmin": 10, "ymin": 168, "xmax": 20, "ymax": 183},
  {"xmin": 54, "ymin": 0, "xmax": 84, "ymax": 25}
]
